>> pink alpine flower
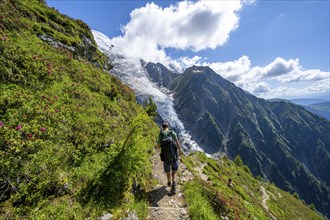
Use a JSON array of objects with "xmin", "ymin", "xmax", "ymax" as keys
[
  {"xmin": 16, "ymin": 125, "xmax": 22, "ymax": 131},
  {"xmin": 54, "ymin": 109, "xmax": 59, "ymax": 113},
  {"xmin": 41, "ymin": 127, "xmax": 46, "ymax": 132},
  {"xmin": 0, "ymin": 121, "xmax": 4, "ymax": 127},
  {"xmin": 26, "ymin": 133, "xmax": 33, "ymax": 139}
]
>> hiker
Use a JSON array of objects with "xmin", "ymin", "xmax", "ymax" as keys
[{"xmin": 158, "ymin": 122, "xmax": 182, "ymax": 195}]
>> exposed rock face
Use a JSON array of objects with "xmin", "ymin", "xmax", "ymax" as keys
[
  {"xmin": 38, "ymin": 34, "xmax": 112, "ymax": 71},
  {"xmin": 145, "ymin": 64, "xmax": 330, "ymax": 217},
  {"xmin": 76, "ymin": 35, "xmax": 97, "ymax": 61},
  {"xmin": 144, "ymin": 62, "xmax": 179, "ymax": 88},
  {"xmin": 38, "ymin": 34, "xmax": 76, "ymax": 51}
]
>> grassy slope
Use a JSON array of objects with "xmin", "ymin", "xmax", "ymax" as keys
[
  {"xmin": 0, "ymin": 0, "xmax": 158, "ymax": 218},
  {"xmin": 182, "ymin": 152, "xmax": 324, "ymax": 220},
  {"xmin": 0, "ymin": 1, "xmax": 325, "ymax": 219}
]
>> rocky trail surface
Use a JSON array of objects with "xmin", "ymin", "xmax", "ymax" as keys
[{"xmin": 147, "ymin": 148, "xmax": 193, "ymax": 220}]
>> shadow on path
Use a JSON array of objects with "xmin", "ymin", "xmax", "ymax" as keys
[{"xmin": 147, "ymin": 186, "xmax": 170, "ymax": 207}]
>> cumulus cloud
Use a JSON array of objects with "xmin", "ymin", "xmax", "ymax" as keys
[
  {"xmin": 192, "ymin": 55, "xmax": 329, "ymax": 98},
  {"xmin": 306, "ymin": 79, "xmax": 330, "ymax": 93},
  {"xmin": 204, "ymin": 56, "xmax": 251, "ymax": 81},
  {"xmin": 106, "ymin": 0, "xmax": 244, "ymax": 64},
  {"xmin": 92, "ymin": 0, "xmax": 328, "ymax": 99},
  {"xmin": 261, "ymin": 57, "xmax": 297, "ymax": 78},
  {"xmin": 278, "ymin": 68, "xmax": 330, "ymax": 83},
  {"xmin": 179, "ymin": 56, "xmax": 203, "ymax": 68},
  {"xmin": 242, "ymin": 57, "xmax": 329, "ymax": 83}
]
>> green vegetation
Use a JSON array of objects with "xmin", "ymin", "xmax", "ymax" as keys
[
  {"xmin": 183, "ymin": 182, "xmax": 219, "ymax": 220},
  {"xmin": 0, "ymin": 0, "xmax": 158, "ymax": 218},
  {"xmin": 0, "ymin": 0, "xmax": 326, "ymax": 219},
  {"xmin": 234, "ymin": 155, "xmax": 243, "ymax": 167},
  {"xmin": 144, "ymin": 96, "xmax": 158, "ymax": 119},
  {"xmin": 182, "ymin": 152, "xmax": 324, "ymax": 220}
]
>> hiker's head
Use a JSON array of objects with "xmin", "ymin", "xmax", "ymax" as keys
[{"xmin": 162, "ymin": 122, "xmax": 169, "ymax": 129}]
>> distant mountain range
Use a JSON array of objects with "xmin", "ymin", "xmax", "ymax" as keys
[
  {"xmin": 145, "ymin": 62, "xmax": 330, "ymax": 217},
  {"xmin": 290, "ymin": 97, "xmax": 329, "ymax": 106},
  {"xmin": 288, "ymin": 99, "xmax": 330, "ymax": 120}
]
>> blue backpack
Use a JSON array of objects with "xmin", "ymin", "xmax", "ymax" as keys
[{"xmin": 160, "ymin": 131, "xmax": 178, "ymax": 163}]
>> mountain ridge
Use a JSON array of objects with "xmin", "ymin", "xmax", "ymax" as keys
[{"xmin": 145, "ymin": 62, "xmax": 330, "ymax": 217}]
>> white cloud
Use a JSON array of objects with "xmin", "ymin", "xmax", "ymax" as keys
[
  {"xmin": 278, "ymin": 68, "xmax": 330, "ymax": 83},
  {"xmin": 261, "ymin": 57, "xmax": 298, "ymax": 78},
  {"xmin": 92, "ymin": 0, "xmax": 328, "ymax": 99},
  {"xmin": 204, "ymin": 55, "xmax": 251, "ymax": 81},
  {"xmin": 179, "ymin": 56, "xmax": 203, "ymax": 68},
  {"xmin": 106, "ymin": 0, "xmax": 244, "ymax": 65},
  {"xmin": 189, "ymin": 55, "xmax": 330, "ymax": 98},
  {"xmin": 234, "ymin": 80, "xmax": 271, "ymax": 95},
  {"xmin": 240, "ymin": 57, "xmax": 329, "ymax": 83},
  {"xmin": 260, "ymin": 82, "xmax": 330, "ymax": 99},
  {"xmin": 306, "ymin": 79, "xmax": 330, "ymax": 93}
]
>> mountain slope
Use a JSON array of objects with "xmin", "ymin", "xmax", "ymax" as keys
[
  {"xmin": 0, "ymin": 1, "xmax": 158, "ymax": 218},
  {"xmin": 146, "ymin": 64, "xmax": 330, "ymax": 217},
  {"xmin": 182, "ymin": 152, "xmax": 324, "ymax": 220},
  {"xmin": 269, "ymin": 99, "xmax": 330, "ymax": 120},
  {"xmin": 304, "ymin": 102, "xmax": 330, "ymax": 120}
]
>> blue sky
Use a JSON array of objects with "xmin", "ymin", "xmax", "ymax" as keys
[{"xmin": 46, "ymin": 0, "xmax": 329, "ymax": 99}]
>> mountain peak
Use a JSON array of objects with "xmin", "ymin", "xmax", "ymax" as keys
[
  {"xmin": 185, "ymin": 65, "xmax": 215, "ymax": 75},
  {"xmin": 161, "ymin": 64, "xmax": 330, "ymax": 217},
  {"xmin": 145, "ymin": 62, "xmax": 179, "ymax": 87}
]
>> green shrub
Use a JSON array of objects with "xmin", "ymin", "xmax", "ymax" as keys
[
  {"xmin": 242, "ymin": 165, "xmax": 251, "ymax": 174},
  {"xmin": 234, "ymin": 155, "xmax": 243, "ymax": 167},
  {"xmin": 309, "ymin": 203, "xmax": 316, "ymax": 211},
  {"xmin": 292, "ymin": 192, "xmax": 299, "ymax": 199},
  {"xmin": 144, "ymin": 96, "xmax": 158, "ymax": 118},
  {"xmin": 183, "ymin": 182, "xmax": 218, "ymax": 220}
]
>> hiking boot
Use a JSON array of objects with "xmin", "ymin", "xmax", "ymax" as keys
[{"xmin": 171, "ymin": 182, "xmax": 176, "ymax": 195}]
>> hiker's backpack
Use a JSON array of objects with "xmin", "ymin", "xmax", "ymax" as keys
[{"xmin": 160, "ymin": 130, "xmax": 178, "ymax": 163}]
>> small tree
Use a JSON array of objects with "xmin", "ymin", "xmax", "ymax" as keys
[
  {"xmin": 292, "ymin": 192, "xmax": 299, "ymax": 199},
  {"xmin": 144, "ymin": 96, "xmax": 158, "ymax": 118},
  {"xmin": 243, "ymin": 165, "xmax": 251, "ymax": 174},
  {"xmin": 309, "ymin": 203, "xmax": 316, "ymax": 211},
  {"xmin": 234, "ymin": 155, "xmax": 243, "ymax": 167}
]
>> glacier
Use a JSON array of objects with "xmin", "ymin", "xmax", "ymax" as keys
[{"xmin": 92, "ymin": 30, "xmax": 202, "ymax": 153}]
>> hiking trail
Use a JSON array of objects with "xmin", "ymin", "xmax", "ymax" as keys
[
  {"xmin": 147, "ymin": 147, "xmax": 193, "ymax": 220},
  {"xmin": 260, "ymin": 186, "xmax": 277, "ymax": 220}
]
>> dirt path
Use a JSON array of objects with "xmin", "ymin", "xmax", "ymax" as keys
[
  {"xmin": 260, "ymin": 186, "xmax": 277, "ymax": 220},
  {"xmin": 147, "ymin": 149, "xmax": 193, "ymax": 220}
]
